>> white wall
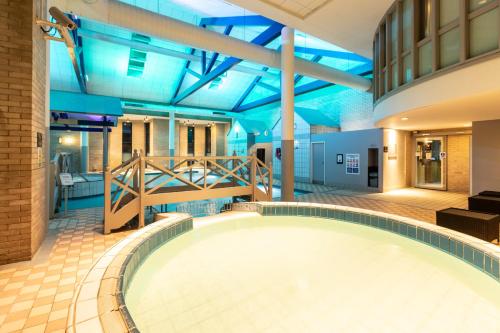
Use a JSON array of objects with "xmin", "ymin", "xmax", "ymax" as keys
[
  {"xmin": 383, "ymin": 129, "xmax": 411, "ymax": 191},
  {"xmin": 471, "ymin": 119, "xmax": 500, "ymax": 195}
]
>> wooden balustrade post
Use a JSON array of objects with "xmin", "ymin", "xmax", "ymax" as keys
[
  {"xmin": 139, "ymin": 155, "xmax": 145, "ymax": 228},
  {"xmin": 204, "ymin": 158, "xmax": 207, "ymax": 189},
  {"xmin": 104, "ymin": 166, "xmax": 112, "ymax": 234},
  {"xmin": 133, "ymin": 149, "xmax": 139, "ymax": 191},
  {"xmin": 251, "ymin": 154, "xmax": 257, "ymax": 201}
]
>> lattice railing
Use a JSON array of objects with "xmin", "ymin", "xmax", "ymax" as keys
[{"xmin": 104, "ymin": 154, "xmax": 272, "ymax": 234}]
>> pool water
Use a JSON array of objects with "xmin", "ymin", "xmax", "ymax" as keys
[{"xmin": 125, "ymin": 215, "xmax": 500, "ymax": 333}]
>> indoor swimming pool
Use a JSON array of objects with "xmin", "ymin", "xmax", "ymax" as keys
[{"xmin": 124, "ymin": 214, "xmax": 500, "ymax": 333}]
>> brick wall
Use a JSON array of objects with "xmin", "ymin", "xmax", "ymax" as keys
[
  {"xmin": 447, "ymin": 135, "xmax": 470, "ymax": 193},
  {"xmin": 0, "ymin": 0, "xmax": 49, "ymax": 264},
  {"xmin": 88, "ymin": 132, "xmax": 103, "ymax": 171}
]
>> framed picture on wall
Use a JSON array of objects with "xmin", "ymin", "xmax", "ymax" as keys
[
  {"xmin": 346, "ymin": 153, "xmax": 360, "ymax": 175},
  {"xmin": 336, "ymin": 154, "xmax": 343, "ymax": 164}
]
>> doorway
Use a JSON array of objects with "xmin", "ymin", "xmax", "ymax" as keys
[
  {"xmin": 368, "ymin": 148, "xmax": 379, "ymax": 188},
  {"xmin": 256, "ymin": 148, "xmax": 266, "ymax": 164},
  {"xmin": 312, "ymin": 142, "xmax": 325, "ymax": 185},
  {"xmin": 415, "ymin": 136, "xmax": 446, "ymax": 190}
]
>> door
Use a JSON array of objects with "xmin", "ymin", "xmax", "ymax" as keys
[
  {"xmin": 368, "ymin": 148, "xmax": 379, "ymax": 188},
  {"xmin": 256, "ymin": 148, "xmax": 265, "ymax": 164},
  {"xmin": 415, "ymin": 136, "xmax": 446, "ymax": 190},
  {"xmin": 312, "ymin": 142, "xmax": 325, "ymax": 185}
]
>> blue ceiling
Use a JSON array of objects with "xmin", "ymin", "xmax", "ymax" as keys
[{"xmin": 50, "ymin": 0, "xmax": 372, "ymax": 126}]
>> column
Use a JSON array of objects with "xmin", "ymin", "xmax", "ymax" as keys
[
  {"xmin": 80, "ymin": 131, "xmax": 88, "ymax": 173},
  {"xmin": 280, "ymin": 26, "xmax": 295, "ymax": 202},
  {"xmin": 169, "ymin": 111, "xmax": 176, "ymax": 167}
]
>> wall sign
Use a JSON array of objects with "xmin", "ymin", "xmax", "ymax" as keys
[
  {"xmin": 346, "ymin": 154, "xmax": 360, "ymax": 175},
  {"xmin": 387, "ymin": 144, "xmax": 397, "ymax": 160},
  {"xmin": 59, "ymin": 173, "xmax": 74, "ymax": 186}
]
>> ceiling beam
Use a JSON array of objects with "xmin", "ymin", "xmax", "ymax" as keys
[
  {"xmin": 171, "ymin": 22, "xmax": 283, "ymax": 105},
  {"xmin": 234, "ymin": 64, "xmax": 373, "ymax": 112},
  {"xmin": 77, "ymin": 29, "xmax": 278, "ymax": 79},
  {"xmin": 199, "ymin": 15, "xmax": 276, "ymax": 27}
]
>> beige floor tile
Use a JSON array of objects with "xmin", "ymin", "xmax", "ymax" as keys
[{"xmin": 21, "ymin": 323, "xmax": 46, "ymax": 333}]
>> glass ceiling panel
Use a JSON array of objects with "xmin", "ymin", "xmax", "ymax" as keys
[
  {"xmin": 119, "ymin": 0, "xmax": 256, "ymax": 26},
  {"xmin": 82, "ymin": 36, "xmax": 185, "ymax": 102},
  {"xmin": 177, "ymin": 69, "xmax": 257, "ymax": 110},
  {"xmin": 50, "ymin": 41, "xmax": 81, "ymax": 93}
]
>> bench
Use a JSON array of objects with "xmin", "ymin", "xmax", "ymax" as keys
[
  {"xmin": 436, "ymin": 208, "xmax": 499, "ymax": 242},
  {"xmin": 468, "ymin": 195, "xmax": 500, "ymax": 214},
  {"xmin": 478, "ymin": 191, "xmax": 500, "ymax": 198}
]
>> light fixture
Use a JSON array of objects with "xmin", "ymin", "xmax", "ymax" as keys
[
  {"xmin": 401, "ymin": 117, "xmax": 409, "ymax": 121},
  {"xmin": 144, "ymin": 116, "xmax": 149, "ymax": 123},
  {"xmin": 61, "ymin": 136, "xmax": 75, "ymax": 145},
  {"xmin": 58, "ymin": 136, "xmax": 62, "ymax": 144},
  {"xmin": 422, "ymin": 133, "xmax": 430, "ymax": 136}
]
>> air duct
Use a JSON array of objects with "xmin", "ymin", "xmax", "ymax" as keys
[{"xmin": 51, "ymin": 0, "xmax": 372, "ymax": 91}]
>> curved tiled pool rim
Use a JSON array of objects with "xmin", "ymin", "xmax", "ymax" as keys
[{"xmin": 66, "ymin": 203, "xmax": 500, "ymax": 333}]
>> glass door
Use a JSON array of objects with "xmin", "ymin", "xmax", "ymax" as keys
[{"xmin": 415, "ymin": 137, "xmax": 446, "ymax": 190}]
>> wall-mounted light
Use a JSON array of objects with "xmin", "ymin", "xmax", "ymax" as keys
[
  {"xmin": 60, "ymin": 135, "xmax": 75, "ymax": 145},
  {"xmin": 294, "ymin": 140, "xmax": 299, "ymax": 149}
]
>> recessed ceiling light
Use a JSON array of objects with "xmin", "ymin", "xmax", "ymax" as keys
[{"xmin": 401, "ymin": 117, "xmax": 409, "ymax": 121}]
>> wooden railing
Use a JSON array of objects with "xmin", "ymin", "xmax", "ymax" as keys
[{"xmin": 104, "ymin": 154, "xmax": 272, "ymax": 233}]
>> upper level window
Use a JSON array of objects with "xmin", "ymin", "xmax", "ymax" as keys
[
  {"xmin": 469, "ymin": 0, "xmax": 496, "ymax": 11},
  {"xmin": 187, "ymin": 126, "xmax": 195, "ymax": 155},
  {"xmin": 402, "ymin": 0, "xmax": 413, "ymax": 51},
  {"xmin": 440, "ymin": 0, "xmax": 459, "ymax": 27},
  {"xmin": 144, "ymin": 122, "xmax": 150, "ymax": 156},
  {"xmin": 122, "ymin": 122, "xmax": 132, "ymax": 162},
  {"xmin": 418, "ymin": 0, "xmax": 431, "ymax": 41}
]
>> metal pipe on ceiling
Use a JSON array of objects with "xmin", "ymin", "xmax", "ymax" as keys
[
  {"xmin": 51, "ymin": 0, "xmax": 372, "ymax": 91},
  {"xmin": 77, "ymin": 29, "xmax": 278, "ymax": 79}
]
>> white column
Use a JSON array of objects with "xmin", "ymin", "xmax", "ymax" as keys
[
  {"xmin": 169, "ymin": 111, "xmax": 176, "ymax": 168},
  {"xmin": 280, "ymin": 26, "xmax": 295, "ymax": 202},
  {"xmin": 169, "ymin": 111, "xmax": 175, "ymax": 156}
]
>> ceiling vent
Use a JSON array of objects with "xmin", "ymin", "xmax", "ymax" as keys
[{"xmin": 127, "ymin": 33, "xmax": 151, "ymax": 77}]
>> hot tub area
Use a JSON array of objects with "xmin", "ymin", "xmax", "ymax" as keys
[{"xmin": 67, "ymin": 203, "xmax": 500, "ymax": 333}]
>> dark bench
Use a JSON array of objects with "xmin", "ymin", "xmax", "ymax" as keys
[
  {"xmin": 436, "ymin": 208, "xmax": 499, "ymax": 242},
  {"xmin": 478, "ymin": 191, "xmax": 500, "ymax": 198},
  {"xmin": 468, "ymin": 195, "xmax": 500, "ymax": 214}
]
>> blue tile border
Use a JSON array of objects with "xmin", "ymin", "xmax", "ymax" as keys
[
  {"xmin": 117, "ymin": 216, "xmax": 193, "ymax": 332},
  {"xmin": 237, "ymin": 202, "xmax": 500, "ymax": 283}
]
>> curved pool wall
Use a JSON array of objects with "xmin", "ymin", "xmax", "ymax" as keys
[{"xmin": 67, "ymin": 202, "xmax": 500, "ymax": 333}]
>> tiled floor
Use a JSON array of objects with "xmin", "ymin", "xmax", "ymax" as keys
[
  {"xmin": 0, "ymin": 209, "xmax": 132, "ymax": 333},
  {"xmin": 293, "ymin": 185, "xmax": 468, "ymax": 223},
  {"xmin": 0, "ymin": 186, "xmax": 469, "ymax": 332}
]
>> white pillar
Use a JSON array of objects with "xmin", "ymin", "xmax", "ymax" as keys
[
  {"xmin": 169, "ymin": 111, "xmax": 176, "ymax": 168},
  {"xmin": 280, "ymin": 26, "xmax": 295, "ymax": 202},
  {"xmin": 169, "ymin": 111, "xmax": 175, "ymax": 156}
]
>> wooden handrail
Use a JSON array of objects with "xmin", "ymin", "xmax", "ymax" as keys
[{"xmin": 104, "ymin": 155, "xmax": 273, "ymax": 234}]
